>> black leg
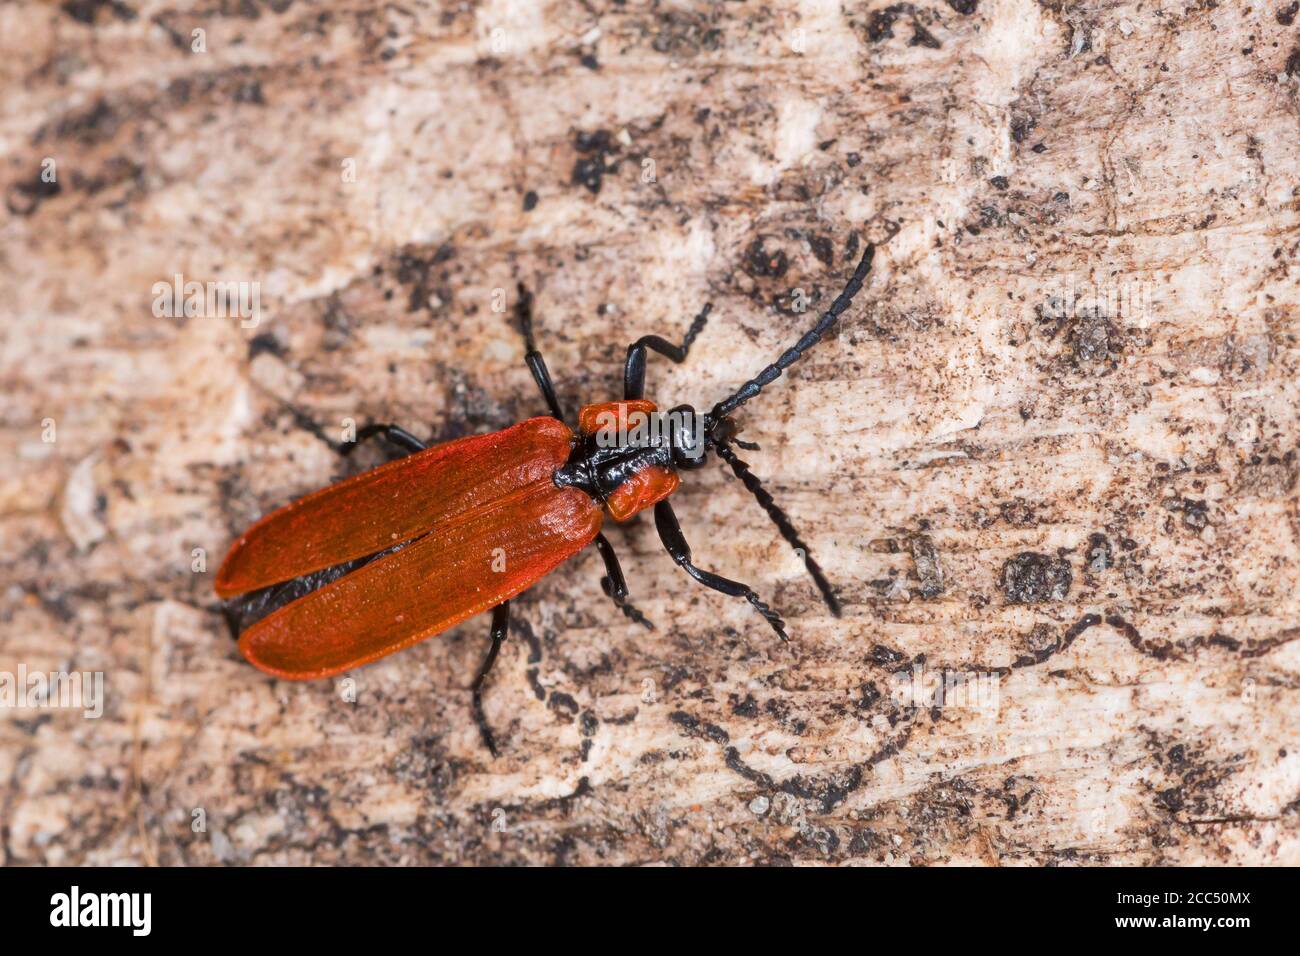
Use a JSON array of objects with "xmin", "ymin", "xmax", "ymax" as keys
[
  {"xmin": 623, "ymin": 303, "xmax": 712, "ymax": 400},
  {"xmin": 713, "ymin": 442, "xmax": 841, "ymax": 617},
  {"xmin": 339, "ymin": 423, "xmax": 427, "ymax": 457},
  {"xmin": 594, "ymin": 533, "xmax": 654, "ymax": 630},
  {"xmin": 653, "ymin": 500, "xmax": 787, "ymax": 641},
  {"xmin": 514, "ymin": 283, "xmax": 565, "ymax": 421},
  {"xmin": 471, "ymin": 602, "xmax": 510, "ymax": 757}
]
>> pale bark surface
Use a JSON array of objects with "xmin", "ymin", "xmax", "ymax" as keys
[{"xmin": 2, "ymin": 0, "xmax": 1299, "ymax": 865}]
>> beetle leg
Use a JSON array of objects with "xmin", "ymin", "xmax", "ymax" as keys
[
  {"xmin": 471, "ymin": 602, "xmax": 510, "ymax": 757},
  {"xmin": 339, "ymin": 423, "xmax": 426, "ymax": 457},
  {"xmin": 594, "ymin": 533, "xmax": 654, "ymax": 630},
  {"xmin": 623, "ymin": 303, "xmax": 712, "ymax": 400},
  {"xmin": 652, "ymin": 501, "xmax": 787, "ymax": 641},
  {"xmin": 514, "ymin": 283, "xmax": 566, "ymax": 421}
]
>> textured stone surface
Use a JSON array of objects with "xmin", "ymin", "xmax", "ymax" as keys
[{"xmin": 2, "ymin": 0, "xmax": 1299, "ymax": 865}]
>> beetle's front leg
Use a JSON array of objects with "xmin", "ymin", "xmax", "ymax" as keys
[
  {"xmin": 623, "ymin": 303, "xmax": 712, "ymax": 400},
  {"xmin": 653, "ymin": 500, "xmax": 787, "ymax": 641}
]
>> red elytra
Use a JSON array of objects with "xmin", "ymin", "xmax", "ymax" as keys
[
  {"xmin": 217, "ymin": 407, "xmax": 671, "ymax": 681},
  {"xmin": 219, "ymin": 418, "xmax": 608, "ymax": 681}
]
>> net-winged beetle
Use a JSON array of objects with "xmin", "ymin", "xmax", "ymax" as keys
[{"xmin": 218, "ymin": 241, "xmax": 876, "ymax": 754}]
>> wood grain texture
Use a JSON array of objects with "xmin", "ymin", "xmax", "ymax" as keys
[{"xmin": 1, "ymin": 0, "xmax": 1298, "ymax": 865}]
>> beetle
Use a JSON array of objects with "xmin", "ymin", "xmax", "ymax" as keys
[{"xmin": 217, "ymin": 241, "xmax": 876, "ymax": 754}]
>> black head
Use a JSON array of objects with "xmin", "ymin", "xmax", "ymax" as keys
[
  {"xmin": 666, "ymin": 404, "xmax": 709, "ymax": 469},
  {"xmin": 662, "ymin": 404, "xmax": 746, "ymax": 469},
  {"xmin": 675, "ymin": 244, "xmax": 876, "ymax": 468}
]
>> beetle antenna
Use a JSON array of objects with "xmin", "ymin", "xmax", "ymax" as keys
[
  {"xmin": 710, "ymin": 242, "xmax": 875, "ymax": 419},
  {"xmin": 714, "ymin": 440, "xmax": 842, "ymax": 617}
]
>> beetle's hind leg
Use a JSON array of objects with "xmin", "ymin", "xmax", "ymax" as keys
[
  {"xmin": 594, "ymin": 533, "xmax": 654, "ymax": 630},
  {"xmin": 653, "ymin": 501, "xmax": 788, "ymax": 641},
  {"xmin": 623, "ymin": 303, "xmax": 712, "ymax": 400},
  {"xmin": 471, "ymin": 602, "xmax": 511, "ymax": 757},
  {"xmin": 339, "ymin": 423, "xmax": 426, "ymax": 457}
]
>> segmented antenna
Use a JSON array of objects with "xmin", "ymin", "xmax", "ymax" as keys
[
  {"xmin": 713, "ymin": 440, "xmax": 842, "ymax": 617},
  {"xmin": 711, "ymin": 242, "xmax": 876, "ymax": 419}
]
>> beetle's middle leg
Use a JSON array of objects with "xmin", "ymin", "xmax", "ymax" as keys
[
  {"xmin": 623, "ymin": 302, "xmax": 712, "ymax": 400},
  {"xmin": 471, "ymin": 602, "xmax": 511, "ymax": 757},
  {"xmin": 593, "ymin": 533, "xmax": 654, "ymax": 630},
  {"xmin": 339, "ymin": 423, "xmax": 427, "ymax": 457}
]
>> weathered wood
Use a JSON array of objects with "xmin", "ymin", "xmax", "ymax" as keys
[{"xmin": 1, "ymin": 0, "xmax": 1298, "ymax": 865}]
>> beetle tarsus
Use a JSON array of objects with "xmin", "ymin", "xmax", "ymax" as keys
[
  {"xmin": 593, "ymin": 532, "xmax": 655, "ymax": 630},
  {"xmin": 600, "ymin": 575, "xmax": 655, "ymax": 630},
  {"xmin": 744, "ymin": 592, "xmax": 789, "ymax": 643},
  {"xmin": 475, "ymin": 712, "xmax": 499, "ymax": 758}
]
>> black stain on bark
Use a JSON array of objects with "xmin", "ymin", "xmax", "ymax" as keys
[{"xmin": 1001, "ymin": 552, "xmax": 1072, "ymax": 604}]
